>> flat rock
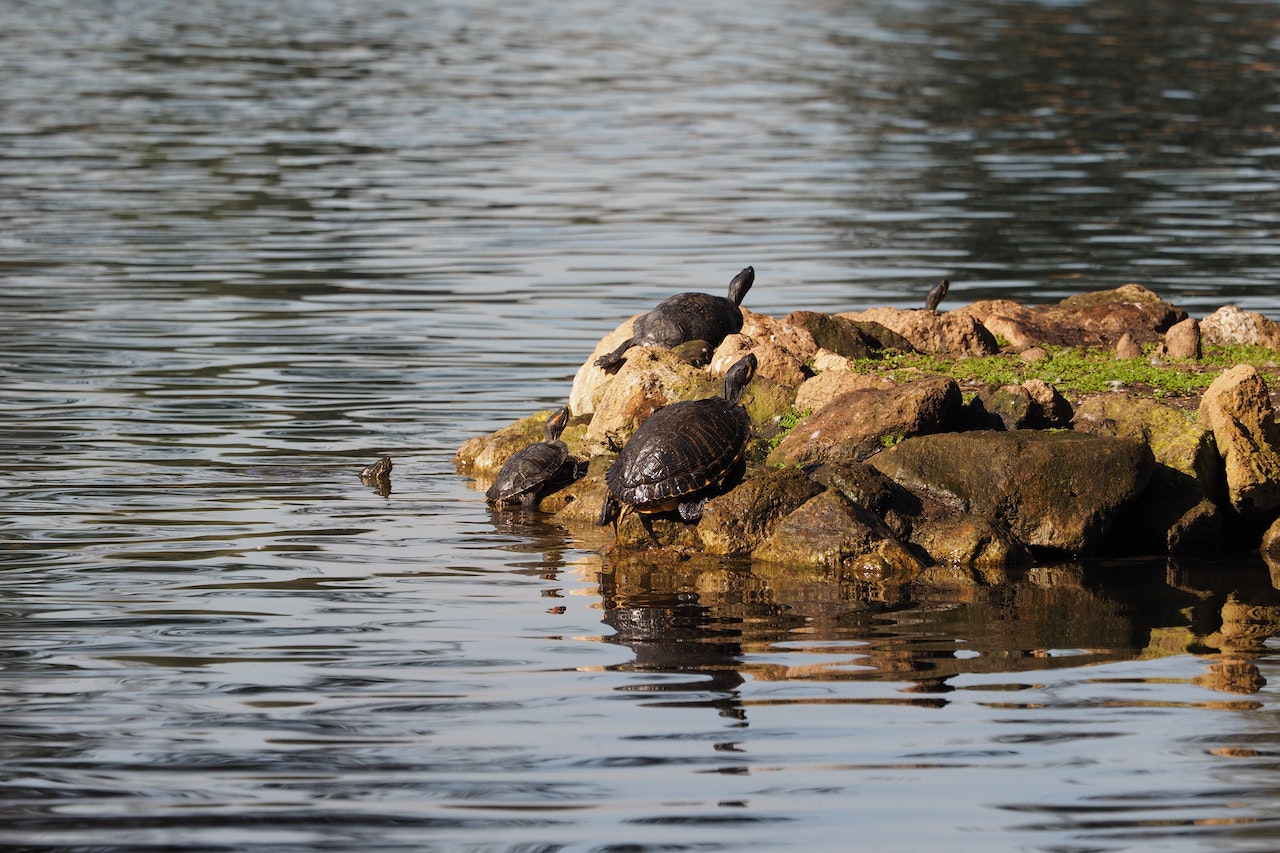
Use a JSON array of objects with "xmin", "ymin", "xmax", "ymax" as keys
[
  {"xmin": 870, "ymin": 430, "xmax": 1154, "ymax": 553},
  {"xmin": 837, "ymin": 307, "xmax": 999, "ymax": 357}
]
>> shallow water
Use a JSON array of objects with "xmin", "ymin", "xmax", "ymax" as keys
[{"xmin": 4, "ymin": 1, "xmax": 1280, "ymax": 851}]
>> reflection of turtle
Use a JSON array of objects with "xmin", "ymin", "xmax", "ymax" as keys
[
  {"xmin": 925, "ymin": 278, "xmax": 949, "ymax": 312},
  {"xmin": 486, "ymin": 406, "xmax": 580, "ymax": 509},
  {"xmin": 595, "ymin": 266, "xmax": 754, "ymax": 371},
  {"xmin": 598, "ymin": 353, "xmax": 757, "ymax": 530}
]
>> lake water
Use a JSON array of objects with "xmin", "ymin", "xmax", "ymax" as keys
[{"xmin": 4, "ymin": 1, "xmax": 1280, "ymax": 851}]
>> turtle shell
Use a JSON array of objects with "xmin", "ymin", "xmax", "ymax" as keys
[
  {"xmin": 486, "ymin": 439, "xmax": 570, "ymax": 504},
  {"xmin": 605, "ymin": 396, "xmax": 751, "ymax": 511},
  {"xmin": 631, "ymin": 291, "xmax": 744, "ymax": 351}
]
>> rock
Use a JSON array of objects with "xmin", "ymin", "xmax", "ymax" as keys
[
  {"xmin": 697, "ymin": 467, "xmax": 825, "ymax": 556},
  {"xmin": 909, "ymin": 515, "xmax": 1029, "ymax": 580},
  {"xmin": 712, "ymin": 332, "xmax": 808, "ymax": 389},
  {"xmin": 973, "ymin": 380, "xmax": 1072, "ymax": 431},
  {"xmin": 767, "ymin": 376, "xmax": 962, "ymax": 468},
  {"xmin": 570, "ymin": 315, "xmax": 640, "ymax": 416},
  {"xmin": 959, "ymin": 285, "xmax": 1186, "ymax": 348},
  {"xmin": 1073, "ymin": 392, "xmax": 1224, "ymax": 553},
  {"xmin": 782, "ymin": 311, "xmax": 915, "ymax": 360},
  {"xmin": 870, "ymin": 430, "xmax": 1154, "ymax": 553},
  {"xmin": 1020, "ymin": 346, "xmax": 1050, "ymax": 363},
  {"xmin": 1198, "ymin": 365, "xmax": 1280, "ymax": 518},
  {"xmin": 581, "ymin": 347, "xmax": 717, "ymax": 455},
  {"xmin": 737, "ymin": 308, "xmax": 819, "ymax": 370},
  {"xmin": 1164, "ymin": 317, "xmax": 1201, "ymax": 360},
  {"xmin": 836, "ymin": 307, "xmax": 999, "ymax": 357},
  {"xmin": 794, "ymin": 368, "xmax": 896, "ymax": 416},
  {"xmin": 810, "ymin": 459, "xmax": 923, "ymax": 539},
  {"xmin": 1265, "ymin": 515, "xmax": 1280, "ymax": 562},
  {"xmin": 753, "ymin": 489, "xmax": 925, "ymax": 585},
  {"xmin": 1201, "ymin": 305, "xmax": 1280, "ymax": 351},
  {"xmin": 1116, "ymin": 333, "xmax": 1142, "ymax": 359}
]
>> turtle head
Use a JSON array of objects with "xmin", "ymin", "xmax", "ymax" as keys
[
  {"xmin": 545, "ymin": 405, "xmax": 571, "ymax": 441},
  {"xmin": 727, "ymin": 266, "xmax": 754, "ymax": 307},
  {"xmin": 722, "ymin": 352, "xmax": 757, "ymax": 403}
]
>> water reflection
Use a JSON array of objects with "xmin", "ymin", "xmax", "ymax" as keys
[{"xmin": 571, "ymin": 547, "xmax": 1280, "ymax": 702}]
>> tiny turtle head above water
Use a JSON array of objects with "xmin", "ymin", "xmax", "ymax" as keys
[
  {"xmin": 598, "ymin": 352, "xmax": 757, "ymax": 534},
  {"xmin": 594, "ymin": 266, "xmax": 754, "ymax": 371},
  {"xmin": 485, "ymin": 405, "xmax": 581, "ymax": 510}
]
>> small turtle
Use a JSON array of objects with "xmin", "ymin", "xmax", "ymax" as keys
[
  {"xmin": 360, "ymin": 456, "xmax": 393, "ymax": 496},
  {"xmin": 925, "ymin": 278, "xmax": 949, "ymax": 312},
  {"xmin": 594, "ymin": 266, "xmax": 754, "ymax": 371},
  {"xmin": 486, "ymin": 406, "xmax": 580, "ymax": 510},
  {"xmin": 598, "ymin": 353, "xmax": 757, "ymax": 531}
]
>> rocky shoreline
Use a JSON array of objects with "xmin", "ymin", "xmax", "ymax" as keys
[{"xmin": 454, "ymin": 283, "xmax": 1280, "ymax": 598}]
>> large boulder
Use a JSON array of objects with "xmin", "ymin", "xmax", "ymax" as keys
[
  {"xmin": 836, "ymin": 307, "xmax": 999, "ymax": 357},
  {"xmin": 1201, "ymin": 306, "xmax": 1280, "ymax": 351},
  {"xmin": 870, "ymin": 430, "xmax": 1154, "ymax": 553},
  {"xmin": 768, "ymin": 376, "xmax": 962, "ymax": 468},
  {"xmin": 1198, "ymin": 365, "xmax": 1280, "ymax": 518},
  {"xmin": 782, "ymin": 311, "xmax": 914, "ymax": 360},
  {"xmin": 1073, "ymin": 393, "xmax": 1223, "ymax": 552}
]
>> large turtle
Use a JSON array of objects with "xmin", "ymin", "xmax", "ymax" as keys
[
  {"xmin": 597, "ymin": 353, "xmax": 757, "ymax": 530},
  {"xmin": 594, "ymin": 266, "xmax": 754, "ymax": 371},
  {"xmin": 486, "ymin": 406, "xmax": 580, "ymax": 509}
]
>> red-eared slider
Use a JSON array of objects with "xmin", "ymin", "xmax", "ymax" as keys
[
  {"xmin": 595, "ymin": 266, "xmax": 754, "ymax": 371},
  {"xmin": 925, "ymin": 278, "xmax": 949, "ymax": 312},
  {"xmin": 598, "ymin": 353, "xmax": 757, "ymax": 529},
  {"xmin": 486, "ymin": 406, "xmax": 580, "ymax": 509}
]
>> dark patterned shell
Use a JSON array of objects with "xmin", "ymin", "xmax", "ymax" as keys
[
  {"xmin": 486, "ymin": 440, "xmax": 569, "ymax": 503},
  {"xmin": 632, "ymin": 291, "xmax": 744, "ymax": 350},
  {"xmin": 606, "ymin": 397, "xmax": 751, "ymax": 509}
]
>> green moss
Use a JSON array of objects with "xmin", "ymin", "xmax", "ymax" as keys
[
  {"xmin": 765, "ymin": 405, "xmax": 811, "ymax": 453},
  {"xmin": 849, "ymin": 344, "xmax": 1278, "ymax": 398}
]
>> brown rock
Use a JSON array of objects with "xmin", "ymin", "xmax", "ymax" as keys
[
  {"xmin": 1116, "ymin": 332, "xmax": 1143, "ymax": 359},
  {"xmin": 870, "ymin": 430, "xmax": 1154, "ymax": 553},
  {"xmin": 1164, "ymin": 317, "xmax": 1201, "ymax": 360},
  {"xmin": 1201, "ymin": 305, "xmax": 1280, "ymax": 351},
  {"xmin": 971, "ymin": 380, "xmax": 1071, "ymax": 431},
  {"xmin": 909, "ymin": 515, "xmax": 1029, "ymax": 579},
  {"xmin": 959, "ymin": 285, "xmax": 1186, "ymax": 349},
  {"xmin": 1198, "ymin": 365, "xmax": 1280, "ymax": 517},
  {"xmin": 1074, "ymin": 392, "xmax": 1224, "ymax": 553},
  {"xmin": 753, "ymin": 489, "xmax": 925, "ymax": 584},
  {"xmin": 582, "ymin": 347, "xmax": 717, "ymax": 455},
  {"xmin": 836, "ymin": 307, "xmax": 999, "ymax": 357},
  {"xmin": 782, "ymin": 311, "xmax": 909, "ymax": 360},
  {"xmin": 570, "ymin": 315, "xmax": 640, "ymax": 416},
  {"xmin": 794, "ymin": 368, "xmax": 896, "ymax": 416},
  {"xmin": 698, "ymin": 467, "xmax": 824, "ymax": 557},
  {"xmin": 768, "ymin": 376, "xmax": 962, "ymax": 468},
  {"xmin": 712, "ymin": 332, "xmax": 808, "ymax": 389}
]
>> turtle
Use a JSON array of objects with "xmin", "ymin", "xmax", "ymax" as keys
[
  {"xmin": 360, "ymin": 456, "xmax": 393, "ymax": 495},
  {"xmin": 925, "ymin": 277, "xmax": 949, "ymax": 312},
  {"xmin": 485, "ymin": 406, "xmax": 580, "ymax": 509},
  {"xmin": 594, "ymin": 266, "xmax": 754, "ymax": 371},
  {"xmin": 597, "ymin": 352, "xmax": 757, "ymax": 531}
]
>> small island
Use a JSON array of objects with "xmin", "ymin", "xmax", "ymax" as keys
[{"xmin": 455, "ymin": 284, "xmax": 1280, "ymax": 604}]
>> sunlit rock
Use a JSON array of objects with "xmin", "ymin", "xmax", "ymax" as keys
[
  {"xmin": 697, "ymin": 466, "xmax": 824, "ymax": 557},
  {"xmin": 1198, "ymin": 364, "xmax": 1280, "ymax": 518},
  {"xmin": 768, "ymin": 376, "xmax": 962, "ymax": 468},
  {"xmin": 837, "ymin": 306, "xmax": 999, "ymax": 357},
  {"xmin": 1201, "ymin": 305, "xmax": 1280, "ymax": 351}
]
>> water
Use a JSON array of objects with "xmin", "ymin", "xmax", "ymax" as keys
[{"xmin": 4, "ymin": 0, "xmax": 1280, "ymax": 850}]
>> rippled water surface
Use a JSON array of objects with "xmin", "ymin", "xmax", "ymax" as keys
[{"xmin": 5, "ymin": 1, "xmax": 1280, "ymax": 851}]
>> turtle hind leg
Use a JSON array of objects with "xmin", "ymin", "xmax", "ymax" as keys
[
  {"xmin": 594, "ymin": 338, "xmax": 635, "ymax": 372},
  {"xmin": 677, "ymin": 497, "xmax": 708, "ymax": 523}
]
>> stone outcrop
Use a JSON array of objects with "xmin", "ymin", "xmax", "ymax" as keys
[
  {"xmin": 1198, "ymin": 365, "xmax": 1280, "ymax": 518},
  {"xmin": 1201, "ymin": 306, "xmax": 1280, "ymax": 350},
  {"xmin": 837, "ymin": 307, "xmax": 999, "ymax": 357},
  {"xmin": 869, "ymin": 431, "xmax": 1153, "ymax": 553}
]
